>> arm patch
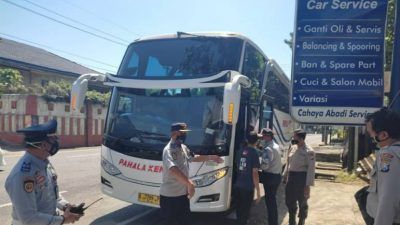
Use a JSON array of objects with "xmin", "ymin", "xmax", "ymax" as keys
[{"xmin": 23, "ymin": 177, "xmax": 35, "ymax": 193}]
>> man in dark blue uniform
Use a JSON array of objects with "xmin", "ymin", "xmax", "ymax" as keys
[
  {"xmin": 234, "ymin": 131, "xmax": 261, "ymax": 225},
  {"xmin": 5, "ymin": 120, "xmax": 82, "ymax": 225}
]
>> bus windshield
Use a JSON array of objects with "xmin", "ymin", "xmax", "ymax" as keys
[
  {"xmin": 104, "ymin": 87, "xmax": 231, "ymax": 160},
  {"xmin": 117, "ymin": 37, "xmax": 242, "ymax": 79}
]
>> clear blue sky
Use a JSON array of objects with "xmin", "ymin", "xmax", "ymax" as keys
[{"xmin": 0, "ymin": 0, "xmax": 295, "ymax": 77}]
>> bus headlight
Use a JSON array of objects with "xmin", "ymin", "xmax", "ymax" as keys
[
  {"xmin": 191, "ymin": 167, "xmax": 228, "ymax": 187},
  {"xmin": 101, "ymin": 157, "xmax": 122, "ymax": 176}
]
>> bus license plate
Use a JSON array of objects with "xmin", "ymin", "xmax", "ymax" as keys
[{"xmin": 138, "ymin": 193, "xmax": 160, "ymax": 205}]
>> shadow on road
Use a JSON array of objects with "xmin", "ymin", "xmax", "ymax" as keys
[
  {"xmin": 248, "ymin": 183, "xmax": 289, "ymax": 225},
  {"xmin": 89, "ymin": 204, "xmax": 159, "ymax": 225},
  {"xmin": 88, "ymin": 183, "xmax": 289, "ymax": 225}
]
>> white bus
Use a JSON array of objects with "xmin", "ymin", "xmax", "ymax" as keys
[{"xmin": 71, "ymin": 32, "xmax": 297, "ymax": 212}]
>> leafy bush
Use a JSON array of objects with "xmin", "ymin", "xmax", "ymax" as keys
[
  {"xmin": 0, "ymin": 68, "xmax": 29, "ymax": 94},
  {"xmin": 41, "ymin": 81, "xmax": 71, "ymax": 102},
  {"xmin": 86, "ymin": 90, "xmax": 110, "ymax": 106},
  {"xmin": 1, "ymin": 68, "xmax": 110, "ymax": 105},
  {"xmin": 41, "ymin": 81, "xmax": 110, "ymax": 105}
]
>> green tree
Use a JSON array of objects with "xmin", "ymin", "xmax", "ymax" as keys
[
  {"xmin": 284, "ymin": 32, "xmax": 293, "ymax": 51},
  {"xmin": 385, "ymin": 0, "xmax": 395, "ymax": 71}
]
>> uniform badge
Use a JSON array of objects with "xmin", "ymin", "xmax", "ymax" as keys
[
  {"xmin": 242, "ymin": 150, "xmax": 248, "ymax": 156},
  {"xmin": 380, "ymin": 153, "xmax": 393, "ymax": 172},
  {"xmin": 380, "ymin": 163, "xmax": 390, "ymax": 172},
  {"xmin": 381, "ymin": 153, "xmax": 394, "ymax": 162},
  {"xmin": 23, "ymin": 178, "xmax": 35, "ymax": 193}
]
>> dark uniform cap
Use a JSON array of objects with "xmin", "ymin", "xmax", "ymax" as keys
[
  {"xmin": 247, "ymin": 131, "xmax": 261, "ymax": 144},
  {"xmin": 261, "ymin": 128, "xmax": 274, "ymax": 136},
  {"xmin": 294, "ymin": 128, "xmax": 306, "ymax": 135},
  {"xmin": 170, "ymin": 122, "xmax": 191, "ymax": 132},
  {"xmin": 17, "ymin": 119, "xmax": 57, "ymax": 143}
]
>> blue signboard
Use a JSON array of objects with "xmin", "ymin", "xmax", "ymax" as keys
[{"xmin": 291, "ymin": 0, "xmax": 389, "ymax": 124}]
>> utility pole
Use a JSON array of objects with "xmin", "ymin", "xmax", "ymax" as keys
[{"xmin": 390, "ymin": 0, "xmax": 400, "ymax": 110}]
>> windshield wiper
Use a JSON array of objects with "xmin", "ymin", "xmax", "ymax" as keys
[
  {"xmin": 129, "ymin": 130, "xmax": 169, "ymax": 143},
  {"xmin": 136, "ymin": 130, "xmax": 167, "ymax": 137}
]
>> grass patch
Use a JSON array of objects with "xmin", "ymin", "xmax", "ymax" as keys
[{"xmin": 334, "ymin": 170, "xmax": 363, "ymax": 184}]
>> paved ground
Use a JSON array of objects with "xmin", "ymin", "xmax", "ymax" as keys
[
  {"xmin": 247, "ymin": 142, "xmax": 366, "ymax": 225},
  {"xmin": 248, "ymin": 180, "xmax": 364, "ymax": 225},
  {"xmin": 0, "ymin": 137, "xmax": 367, "ymax": 225}
]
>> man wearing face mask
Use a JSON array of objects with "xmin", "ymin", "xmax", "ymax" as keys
[
  {"xmin": 365, "ymin": 108, "xmax": 400, "ymax": 225},
  {"xmin": 160, "ymin": 122, "xmax": 224, "ymax": 225},
  {"xmin": 5, "ymin": 119, "xmax": 82, "ymax": 225},
  {"xmin": 283, "ymin": 129, "xmax": 315, "ymax": 225}
]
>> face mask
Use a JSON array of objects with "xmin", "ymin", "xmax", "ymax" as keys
[
  {"xmin": 176, "ymin": 134, "xmax": 187, "ymax": 144},
  {"xmin": 370, "ymin": 131, "xmax": 387, "ymax": 145},
  {"xmin": 371, "ymin": 136, "xmax": 380, "ymax": 145},
  {"xmin": 46, "ymin": 137, "xmax": 60, "ymax": 156},
  {"xmin": 27, "ymin": 138, "xmax": 59, "ymax": 156},
  {"xmin": 48, "ymin": 140, "xmax": 60, "ymax": 156},
  {"xmin": 291, "ymin": 139, "xmax": 299, "ymax": 145}
]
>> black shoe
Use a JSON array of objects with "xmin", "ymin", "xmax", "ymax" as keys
[
  {"xmin": 298, "ymin": 218, "xmax": 305, "ymax": 225},
  {"xmin": 289, "ymin": 213, "xmax": 296, "ymax": 225}
]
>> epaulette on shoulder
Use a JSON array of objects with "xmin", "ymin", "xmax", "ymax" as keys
[{"xmin": 20, "ymin": 161, "xmax": 32, "ymax": 173}]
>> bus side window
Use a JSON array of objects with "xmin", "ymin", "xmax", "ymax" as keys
[
  {"xmin": 265, "ymin": 72, "xmax": 290, "ymax": 113},
  {"xmin": 242, "ymin": 43, "xmax": 266, "ymax": 103}
]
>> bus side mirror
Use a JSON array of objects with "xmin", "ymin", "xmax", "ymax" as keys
[
  {"xmin": 70, "ymin": 73, "xmax": 105, "ymax": 112},
  {"xmin": 71, "ymin": 78, "xmax": 88, "ymax": 112},
  {"xmin": 223, "ymin": 83, "xmax": 241, "ymax": 125}
]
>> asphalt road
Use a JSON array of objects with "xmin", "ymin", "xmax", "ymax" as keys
[
  {"xmin": 0, "ymin": 134, "xmax": 324, "ymax": 225},
  {"xmin": 0, "ymin": 146, "xmax": 237, "ymax": 225}
]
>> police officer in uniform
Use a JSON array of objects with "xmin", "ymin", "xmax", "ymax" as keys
[
  {"xmin": 160, "ymin": 122, "xmax": 223, "ymax": 225},
  {"xmin": 259, "ymin": 128, "xmax": 282, "ymax": 225},
  {"xmin": 365, "ymin": 108, "xmax": 400, "ymax": 225},
  {"xmin": 283, "ymin": 129, "xmax": 315, "ymax": 225},
  {"xmin": 5, "ymin": 120, "xmax": 81, "ymax": 225}
]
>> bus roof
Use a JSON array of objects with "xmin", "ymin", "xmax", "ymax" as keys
[{"xmin": 135, "ymin": 31, "xmax": 251, "ymax": 42}]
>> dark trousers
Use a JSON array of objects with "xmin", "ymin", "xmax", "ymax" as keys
[
  {"xmin": 285, "ymin": 172, "xmax": 308, "ymax": 219},
  {"xmin": 369, "ymin": 219, "xmax": 400, "ymax": 225},
  {"xmin": 262, "ymin": 172, "xmax": 281, "ymax": 225},
  {"xmin": 235, "ymin": 188, "xmax": 254, "ymax": 225},
  {"xmin": 160, "ymin": 195, "xmax": 190, "ymax": 225}
]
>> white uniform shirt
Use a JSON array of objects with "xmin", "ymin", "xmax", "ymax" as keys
[
  {"xmin": 283, "ymin": 144, "xmax": 315, "ymax": 186},
  {"xmin": 260, "ymin": 141, "xmax": 282, "ymax": 174},
  {"xmin": 367, "ymin": 142, "xmax": 400, "ymax": 225},
  {"xmin": 160, "ymin": 139, "xmax": 193, "ymax": 197}
]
